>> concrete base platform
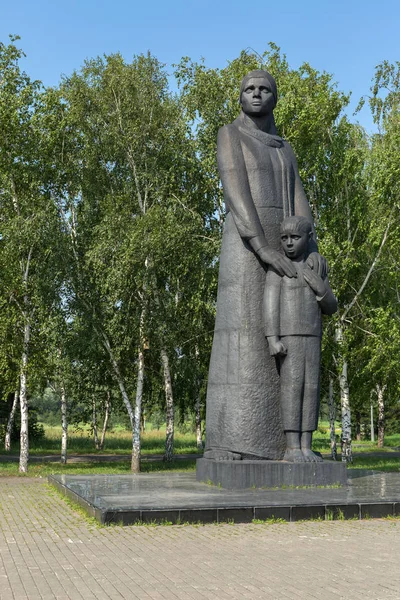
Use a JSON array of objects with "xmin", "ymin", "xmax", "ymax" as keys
[
  {"xmin": 196, "ymin": 458, "xmax": 347, "ymax": 489},
  {"xmin": 49, "ymin": 470, "xmax": 400, "ymax": 525}
]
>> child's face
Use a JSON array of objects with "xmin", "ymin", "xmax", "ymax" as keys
[{"xmin": 280, "ymin": 230, "xmax": 309, "ymax": 259}]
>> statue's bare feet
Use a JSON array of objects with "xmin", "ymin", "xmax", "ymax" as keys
[
  {"xmin": 302, "ymin": 449, "xmax": 323, "ymax": 462},
  {"xmin": 203, "ymin": 450, "xmax": 242, "ymax": 461},
  {"xmin": 283, "ymin": 448, "xmax": 305, "ymax": 462}
]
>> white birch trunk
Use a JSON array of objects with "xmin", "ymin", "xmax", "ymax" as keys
[
  {"xmin": 92, "ymin": 396, "xmax": 100, "ymax": 450},
  {"xmin": 99, "ymin": 391, "xmax": 111, "ymax": 450},
  {"xmin": 132, "ymin": 347, "xmax": 144, "ymax": 472},
  {"xmin": 340, "ymin": 358, "xmax": 352, "ymax": 463},
  {"xmin": 132, "ymin": 308, "xmax": 146, "ymax": 473},
  {"xmin": 328, "ymin": 376, "xmax": 337, "ymax": 461},
  {"xmin": 19, "ymin": 319, "xmax": 30, "ymax": 473},
  {"xmin": 370, "ymin": 400, "xmax": 375, "ymax": 442},
  {"xmin": 161, "ymin": 347, "xmax": 174, "ymax": 462},
  {"xmin": 194, "ymin": 346, "xmax": 203, "ymax": 450},
  {"xmin": 195, "ymin": 389, "xmax": 203, "ymax": 451},
  {"xmin": 376, "ymin": 383, "xmax": 386, "ymax": 449},
  {"xmin": 336, "ymin": 325, "xmax": 352, "ymax": 463},
  {"xmin": 98, "ymin": 328, "xmax": 136, "ymax": 466},
  {"xmin": 18, "ymin": 246, "xmax": 33, "ymax": 474},
  {"xmin": 60, "ymin": 383, "xmax": 68, "ymax": 464},
  {"xmin": 5, "ymin": 388, "xmax": 19, "ymax": 452}
]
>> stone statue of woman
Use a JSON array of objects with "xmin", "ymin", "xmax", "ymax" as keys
[{"xmin": 204, "ymin": 69, "xmax": 324, "ymax": 461}]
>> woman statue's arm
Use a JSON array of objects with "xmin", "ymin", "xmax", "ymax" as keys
[{"xmin": 217, "ymin": 125, "xmax": 296, "ymax": 277}]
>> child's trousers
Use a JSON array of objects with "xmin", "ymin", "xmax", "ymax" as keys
[{"xmin": 279, "ymin": 335, "xmax": 321, "ymax": 432}]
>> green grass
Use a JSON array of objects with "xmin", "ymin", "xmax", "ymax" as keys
[
  {"xmin": 348, "ymin": 456, "xmax": 400, "ymax": 472},
  {"xmin": 312, "ymin": 425, "xmax": 400, "ymax": 454},
  {"xmin": 0, "ymin": 423, "xmax": 200, "ymax": 476},
  {"xmin": 0, "ymin": 424, "xmax": 201, "ymax": 456},
  {"xmin": 0, "ymin": 458, "xmax": 197, "ymax": 477},
  {"xmin": 1, "ymin": 421, "xmax": 399, "ymax": 478}
]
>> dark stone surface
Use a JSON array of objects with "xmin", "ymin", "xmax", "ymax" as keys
[
  {"xmin": 205, "ymin": 71, "xmax": 323, "ymax": 461},
  {"xmin": 179, "ymin": 509, "xmax": 218, "ymax": 524},
  {"xmin": 291, "ymin": 505, "xmax": 326, "ymax": 521},
  {"xmin": 105, "ymin": 510, "xmax": 141, "ymax": 525},
  {"xmin": 254, "ymin": 506, "xmax": 291, "ymax": 521},
  {"xmin": 141, "ymin": 510, "xmax": 181, "ymax": 524},
  {"xmin": 360, "ymin": 503, "xmax": 394, "ymax": 519},
  {"xmin": 196, "ymin": 458, "xmax": 347, "ymax": 489},
  {"xmin": 325, "ymin": 504, "xmax": 360, "ymax": 520},
  {"xmin": 49, "ymin": 470, "xmax": 400, "ymax": 525},
  {"xmin": 204, "ymin": 72, "xmax": 334, "ymax": 465},
  {"xmin": 264, "ymin": 216, "xmax": 337, "ymax": 460},
  {"xmin": 217, "ymin": 508, "xmax": 254, "ymax": 523}
]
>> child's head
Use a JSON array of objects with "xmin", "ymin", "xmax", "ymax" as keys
[{"xmin": 280, "ymin": 216, "xmax": 312, "ymax": 259}]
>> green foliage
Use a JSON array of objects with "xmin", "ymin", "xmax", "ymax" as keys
[
  {"xmin": 1, "ymin": 36, "xmax": 399, "ymax": 458},
  {"xmin": 0, "ymin": 403, "xmax": 45, "ymax": 445}
]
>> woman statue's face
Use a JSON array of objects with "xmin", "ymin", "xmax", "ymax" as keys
[{"xmin": 240, "ymin": 77, "xmax": 275, "ymax": 117}]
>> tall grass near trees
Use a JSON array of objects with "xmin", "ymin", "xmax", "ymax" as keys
[
  {"xmin": 1, "ymin": 421, "xmax": 399, "ymax": 478},
  {"xmin": 2, "ymin": 422, "xmax": 399, "ymax": 458},
  {"xmin": 0, "ymin": 424, "xmax": 201, "ymax": 456}
]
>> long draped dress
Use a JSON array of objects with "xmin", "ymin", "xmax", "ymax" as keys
[{"xmin": 204, "ymin": 114, "xmax": 315, "ymax": 460}]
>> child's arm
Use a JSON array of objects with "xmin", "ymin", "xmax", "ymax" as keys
[
  {"xmin": 303, "ymin": 268, "xmax": 338, "ymax": 315},
  {"xmin": 267, "ymin": 336, "xmax": 287, "ymax": 357},
  {"xmin": 264, "ymin": 268, "xmax": 287, "ymax": 356}
]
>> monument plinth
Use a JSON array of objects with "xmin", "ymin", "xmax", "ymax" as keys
[
  {"xmin": 196, "ymin": 459, "xmax": 347, "ymax": 490},
  {"xmin": 202, "ymin": 70, "xmax": 341, "ymax": 487}
]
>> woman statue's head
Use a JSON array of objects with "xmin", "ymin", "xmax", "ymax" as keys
[{"xmin": 239, "ymin": 70, "xmax": 277, "ymax": 117}]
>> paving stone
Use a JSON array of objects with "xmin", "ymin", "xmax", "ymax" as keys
[{"xmin": 0, "ymin": 478, "xmax": 400, "ymax": 599}]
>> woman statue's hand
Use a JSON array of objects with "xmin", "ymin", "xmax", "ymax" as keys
[
  {"xmin": 257, "ymin": 246, "xmax": 297, "ymax": 278},
  {"xmin": 306, "ymin": 252, "xmax": 327, "ymax": 279}
]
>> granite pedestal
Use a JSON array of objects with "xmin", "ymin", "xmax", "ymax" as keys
[
  {"xmin": 196, "ymin": 458, "xmax": 347, "ymax": 489},
  {"xmin": 49, "ymin": 470, "xmax": 400, "ymax": 525}
]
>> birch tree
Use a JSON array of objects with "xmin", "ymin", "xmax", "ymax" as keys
[
  {"xmin": 0, "ymin": 37, "xmax": 64, "ymax": 471},
  {"xmin": 45, "ymin": 52, "xmax": 212, "ymax": 470},
  {"xmin": 351, "ymin": 59, "xmax": 400, "ymax": 447}
]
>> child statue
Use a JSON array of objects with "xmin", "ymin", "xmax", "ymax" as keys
[{"xmin": 263, "ymin": 216, "xmax": 337, "ymax": 462}]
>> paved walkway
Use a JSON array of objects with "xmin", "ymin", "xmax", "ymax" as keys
[{"xmin": 0, "ymin": 478, "xmax": 400, "ymax": 600}]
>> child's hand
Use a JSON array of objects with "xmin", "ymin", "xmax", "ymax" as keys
[
  {"xmin": 268, "ymin": 339, "xmax": 287, "ymax": 357},
  {"xmin": 303, "ymin": 267, "xmax": 326, "ymax": 297},
  {"xmin": 306, "ymin": 252, "xmax": 327, "ymax": 278}
]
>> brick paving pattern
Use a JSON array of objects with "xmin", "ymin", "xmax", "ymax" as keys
[{"xmin": 0, "ymin": 477, "xmax": 399, "ymax": 599}]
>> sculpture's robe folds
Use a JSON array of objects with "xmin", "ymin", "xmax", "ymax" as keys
[{"xmin": 205, "ymin": 116, "xmax": 313, "ymax": 459}]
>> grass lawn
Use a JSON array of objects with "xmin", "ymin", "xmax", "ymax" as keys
[
  {"xmin": 312, "ymin": 425, "xmax": 400, "ymax": 453},
  {"xmin": 0, "ymin": 424, "xmax": 201, "ymax": 456},
  {"xmin": 0, "ymin": 422, "xmax": 399, "ymax": 477},
  {"xmin": 348, "ymin": 456, "xmax": 400, "ymax": 472},
  {"xmin": 0, "ymin": 424, "xmax": 199, "ymax": 476},
  {"xmin": 0, "ymin": 459, "xmax": 197, "ymax": 477}
]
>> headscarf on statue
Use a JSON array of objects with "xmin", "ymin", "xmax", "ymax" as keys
[{"xmin": 239, "ymin": 70, "xmax": 278, "ymax": 108}]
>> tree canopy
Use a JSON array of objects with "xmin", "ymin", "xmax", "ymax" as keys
[{"xmin": 1, "ymin": 36, "xmax": 399, "ymax": 468}]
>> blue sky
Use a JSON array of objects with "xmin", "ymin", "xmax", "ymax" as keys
[{"xmin": 1, "ymin": 0, "xmax": 399, "ymax": 132}]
